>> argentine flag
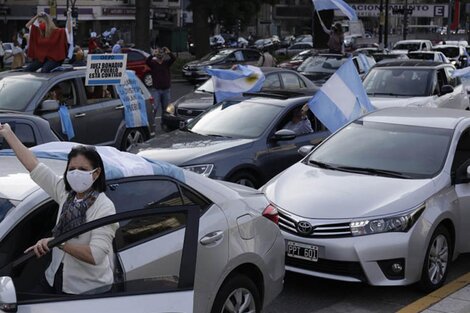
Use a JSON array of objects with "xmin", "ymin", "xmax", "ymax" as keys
[
  {"xmin": 451, "ymin": 67, "xmax": 470, "ymax": 79},
  {"xmin": 205, "ymin": 65, "xmax": 265, "ymax": 103},
  {"xmin": 307, "ymin": 58, "xmax": 374, "ymax": 132},
  {"xmin": 312, "ymin": 0, "xmax": 358, "ymax": 21}
]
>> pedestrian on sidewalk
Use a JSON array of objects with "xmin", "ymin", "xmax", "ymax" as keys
[
  {"xmin": 146, "ymin": 47, "xmax": 176, "ymax": 127},
  {"xmin": 24, "ymin": 10, "xmax": 72, "ymax": 73}
]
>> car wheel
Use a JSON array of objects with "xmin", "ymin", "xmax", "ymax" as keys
[
  {"xmin": 121, "ymin": 128, "xmax": 146, "ymax": 151},
  {"xmin": 211, "ymin": 275, "xmax": 261, "ymax": 313},
  {"xmin": 229, "ymin": 171, "xmax": 259, "ymax": 189},
  {"xmin": 143, "ymin": 73, "xmax": 153, "ymax": 88},
  {"xmin": 420, "ymin": 225, "xmax": 451, "ymax": 291}
]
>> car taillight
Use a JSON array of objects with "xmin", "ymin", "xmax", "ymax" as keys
[{"xmin": 262, "ymin": 204, "xmax": 279, "ymax": 225}]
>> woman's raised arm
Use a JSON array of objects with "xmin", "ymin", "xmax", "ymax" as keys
[{"xmin": 0, "ymin": 123, "xmax": 39, "ymax": 172}]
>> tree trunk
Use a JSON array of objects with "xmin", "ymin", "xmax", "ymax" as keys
[
  {"xmin": 192, "ymin": 0, "xmax": 211, "ymax": 58},
  {"xmin": 135, "ymin": 0, "xmax": 151, "ymax": 51}
]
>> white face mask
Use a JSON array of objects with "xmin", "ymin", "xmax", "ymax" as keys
[{"xmin": 66, "ymin": 169, "xmax": 97, "ymax": 193}]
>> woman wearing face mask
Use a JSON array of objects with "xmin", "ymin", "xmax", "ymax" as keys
[
  {"xmin": 24, "ymin": 10, "xmax": 72, "ymax": 73},
  {"xmin": 0, "ymin": 122, "xmax": 117, "ymax": 295}
]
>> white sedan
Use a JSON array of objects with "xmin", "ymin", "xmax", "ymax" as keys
[{"xmin": 0, "ymin": 142, "xmax": 284, "ymax": 313}]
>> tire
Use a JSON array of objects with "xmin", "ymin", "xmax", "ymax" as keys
[
  {"xmin": 120, "ymin": 128, "xmax": 146, "ymax": 151},
  {"xmin": 143, "ymin": 73, "xmax": 153, "ymax": 88},
  {"xmin": 229, "ymin": 171, "xmax": 259, "ymax": 189},
  {"xmin": 210, "ymin": 275, "xmax": 261, "ymax": 313},
  {"xmin": 419, "ymin": 225, "xmax": 452, "ymax": 292}
]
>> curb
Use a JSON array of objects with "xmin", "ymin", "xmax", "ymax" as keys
[{"xmin": 397, "ymin": 272, "xmax": 470, "ymax": 313}]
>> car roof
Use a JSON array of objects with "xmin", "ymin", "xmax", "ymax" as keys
[
  {"xmin": 373, "ymin": 60, "xmax": 445, "ymax": 68},
  {"xmin": 434, "ymin": 45, "xmax": 461, "ymax": 48},
  {"xmin": 362, "ymin": 107, "xmax": 470, "ymax": 129},
  {"xmin": 395, "ymin": 40, "xmax": 430, "ymax": 43}
]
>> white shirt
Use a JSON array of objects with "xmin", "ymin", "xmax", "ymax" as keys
[{"xmin": 30, "ymin": 163, "xmax": 117, "ymax": 294}]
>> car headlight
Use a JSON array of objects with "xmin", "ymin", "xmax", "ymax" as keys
[
  {"xmin": 350, "ymin": 204, "xmax": 425, "ymax": 236},
  {"xmin": 183, "ymin": 164, "xmax": 214, "ymax": 177},
  {"xmin": 166, "ymin": 103, "xmax": 175, "ymax": 115}
]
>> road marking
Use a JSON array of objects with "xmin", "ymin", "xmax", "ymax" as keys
[{"xmin": 397, "ymin": 272, "xmax": 470, "ymax": 313}]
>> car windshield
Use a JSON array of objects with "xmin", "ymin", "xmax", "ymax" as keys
[
  {"xmin": 208, "ymin": 50, "xmax": 233, "ymax": 62},
  {"xmin": 393, "ymin": 43, "xmax": 421, "ymax": 51},
  {"xmin": 187, "ymin": 100, "xmax": 282, "ymax": 138},
  {"xmin": 197, "ymin": 78, "xmax": 214, "ymax": 93},
  {"xmin": 297, "ymin": 56, "xmax": 346, "ymax": 73},
  {"xmin": 434, "ymin": 47, "xmax": 460, "ymax": 58},
  {"xmin": 364, "ymin": 68, "xmax": 432, "ymax": 97},
  {"xmin": 0, "ymin": 77, "xmax": 43, "ymax": 111},
  {"xmin": 308, "ymin": 121, "xmax": 452, "ymax": 179},
  {"xmin": 0, "ymin": 198, "xmax": 15, "ymax": 224},
  {"xmin": 199, "ymin": 50, "xmax": 219, "ymax": 62}
]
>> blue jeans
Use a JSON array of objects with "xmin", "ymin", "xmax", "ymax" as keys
[
  {"xmin": 153, "ymin": 88, "xmax": 170, "ymax": 118},
  {"xmin": 25, "ymin": 59, "xmax": 62, "ymax": 73}
]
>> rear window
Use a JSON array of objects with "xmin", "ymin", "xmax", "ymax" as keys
[
  {"xmin": 434, "ymin": 47, "xmax": 460, "ymax": 58},
  {"xmin": 0, "ymin": 77, "xmax": 43, "ymax": 111}
]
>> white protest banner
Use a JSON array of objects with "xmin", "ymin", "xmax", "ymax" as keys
[{"xmin": 85, "ymin": 54, "xmax": 127, "ymax": 86}]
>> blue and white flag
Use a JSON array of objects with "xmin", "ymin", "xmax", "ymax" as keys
[
  {"xmin": 116, "ymin": 71, "xmax": 149, "ymax": 128},
  {"xmin": 451, "ymin": 67, "xmax": 470, "ymax": 79},
  {"xmin": 307, "ymin": 58, "xmax": 374, "ymax": 132},
  {"xmin": 312, "ymin": 0, "xmax": 358, "ymax": 21},
  {"xmin": 357, "ymin": 53, "xmax": 372, "ymax": 73},
  {"xmin": 205, "ymin": 65, "xmax": 265, "ymax": 103},
  {"xmin": 58, "ymin": 105, "xmax": 75, "ymax": 140}
]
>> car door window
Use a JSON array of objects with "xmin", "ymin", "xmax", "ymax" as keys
[
  {"xmin": 280, "ymin": 73, "xmax": 303, "ymax": 89},
  {"xmin": 82, "ymin": 78, "xmax": 117, "ymax": 104},
  {"xmin": 444, "ymin": 67, "xmax": 457, "ymax": 87},
  {"xmin": 243, "ymin": 50, "xmax": 261, "ymax": 62},
  {"xmin": 234, "ymin": 51, "xmax": 244, "ymax": 62},
  {"xmin": 277, "ymin": 104, "xmax": 315, "ymax": 135},
  {"xmin": 452, "ymin": 129, "xmax": 470, "ymax": 182},
  {"xmin": 126, "ymin": 51, "xmax": 144, "ymax": 62},
  {"xmin": 7, "ymin": 205, "xmax": 198, "ymax": 306},
  {"xmin": 437, "ymin": 69, "xmax": 448, "ymax": 89},
  {"xmin": 262, "ymin": 73, "xmax": 281, "ymax": 89},
  {"xmin": 0, "ymin": 122, "xmax": 36, "ymax": 148},
  {"xmin": 42, "ymin": 79, "xmax": 78, "ymax": 107}
]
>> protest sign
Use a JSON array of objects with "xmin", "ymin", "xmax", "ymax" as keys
[
  {"xmin": 116, "ymin": 71, "xmax": 149, "ymax": 128},
  {"xmin": 85, "ymin": 54, "xmax": 127, "ymax": 86}
]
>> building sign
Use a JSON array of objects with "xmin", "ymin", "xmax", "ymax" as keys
[
  {"xmin": 85, "ymin": 54, "xmax": 128, "ymax": 86},
  {"xmin": 344, "ymin": 4, "xmax": 449, "ymax": 18},
  {"xmin": 102, "ymin": 7, "xmax": 136, "ymax": 16}
]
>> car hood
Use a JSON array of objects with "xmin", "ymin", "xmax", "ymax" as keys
[
  {"xmin": 370, "ymin": 96, "xmax": 435, "ymax": 109},
  {"xmin": 174, "ymin": 92, "xmax": 214, "ymax": 110},
  {"xmin": 133, "ymin": 130, "xmax": 253, "ymax": 165},
  {"xmin": 263, "ymin": 163, "xmax": 436, "ymax": 219}
]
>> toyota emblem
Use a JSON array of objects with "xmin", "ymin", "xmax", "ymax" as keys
[{"xmin": 297, "ymin": 221, "xmax": 313, "ymax": 235}]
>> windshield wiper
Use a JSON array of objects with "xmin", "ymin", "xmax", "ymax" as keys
[
  {"xmin": 308, "ymin": 160, "xmax": 338, "ymax": 170},
  {"xmin": 335, "ymin": 166, "xmax": 412, "ymax": 179},
  {"xmin": 204, "ymin": 133, "xmax": 232, "ymax": 138},
  {"xmin": 367, "ymin": 92, "xmax": 400, "ymax": 97}
]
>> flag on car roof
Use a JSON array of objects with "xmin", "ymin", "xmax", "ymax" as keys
[
  {"xmin": 312, "ymin": 0, "xmax": 358, "ymax": 21},
  {"xmin": 205, "ymin": 65, "xmax": 265, "ymax": 103},
  {"xmin": 307, "ymin": 58, "xmax": 374, "ymax": 132}
]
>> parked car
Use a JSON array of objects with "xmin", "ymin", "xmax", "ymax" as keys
[
  {"xmin": 162, "ymin": 68, "xmax": 317, "ymax": 131},
  {"xmin": 135, "ymin": 91, "xmax": 329, "ymax": 188},
  {"xmin": 182, "ymin": 48, "xmax": 262, "ymax": 82},
  {"xmin": 391, "ymin": 40, "xmax": 433, "ymax": 53},
  {"xmin": 433, "ymin": 44, "xmax": 469, "ymax": 69},
  {"xmin": 363, "ymin": 60, "xmax": 469, "ymax": 110},
  {"xmin": 262, "ymin": 107, "xmax": 470, "ymax": 291},
  {"xmin": 297, "ymin": 53, "xmax": 375, "ymax": 86},
  {"xmin": 0, "ymin": 142, "xmax": 284, "ymax": 313},
  {"xmin": 275, "ymin": 42, "xmax": 314, "ymax": 57},
  {"xmin": 121, "ymin": 47, "xmax": 153, "ymax": 88},
  {"xmin": 278, "ymin": 49, "xmax": 315, "ymax": 70},
  {"xmin": 408, "ymin": 51, "xmax": 450, "ymax": 63},
  {"xmin": 0, "ymin": 113, "xmax": 59, "ymax": 149},
  {"xmin": 0, "ymin": 68, "xmax": 155, "ymax": 151}
]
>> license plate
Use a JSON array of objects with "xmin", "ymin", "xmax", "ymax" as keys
[{"xmin": 287, "ymin": 241, "xmax": 318, "ymax": 262}]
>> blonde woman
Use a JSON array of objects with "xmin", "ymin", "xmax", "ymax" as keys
[{"xmin": 25, "ymin": 10, "xmax": 72, "ymax": 73}]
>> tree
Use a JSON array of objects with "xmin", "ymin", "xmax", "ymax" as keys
[
  {"xmin": 189, "ymin": 0, "xmax": 278, "ymax": 58},
  {"xmin": 135, "ymin": 0, "xmax": 151, "ymax": 51}
]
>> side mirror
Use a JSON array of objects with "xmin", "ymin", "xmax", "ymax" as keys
[
  {"xmin": 298, "ymin": 145, "xmax": 315, "ymax": 157},
  {"xmin": 39, "ymin": 99, "xmax": 60, "ymax": 113},
  {"xmin": 0, "ymin": 277, "xmax": 17, "ymax": 313},
  {"xmin": 272, "ymin": 129, "xmax": 296, "ymax": 141},
  {"xmin": 440, "ymin": 85, "xmax": 454, "ymax": 96}
]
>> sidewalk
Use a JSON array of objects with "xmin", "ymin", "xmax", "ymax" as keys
[{"xmin": 398, "ymin": 273, "xmax": 470, "ymax": 313}]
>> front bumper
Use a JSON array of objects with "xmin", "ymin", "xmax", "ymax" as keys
[{"xmin": 281, "ymin": 221, "xmax": 427, "ymax": 286}]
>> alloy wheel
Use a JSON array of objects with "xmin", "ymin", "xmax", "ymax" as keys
[
  {"xmin": 427, "ymin": 234, "xmax": 449, "ymax": 285},
  {"xmin": 221, "ymin": 287, "xmax": 256, "ymax": 313}
]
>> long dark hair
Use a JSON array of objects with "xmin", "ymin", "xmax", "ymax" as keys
[{"xmin": 63, "ymin": 145, "xmax": 107, "ymax": 192}]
